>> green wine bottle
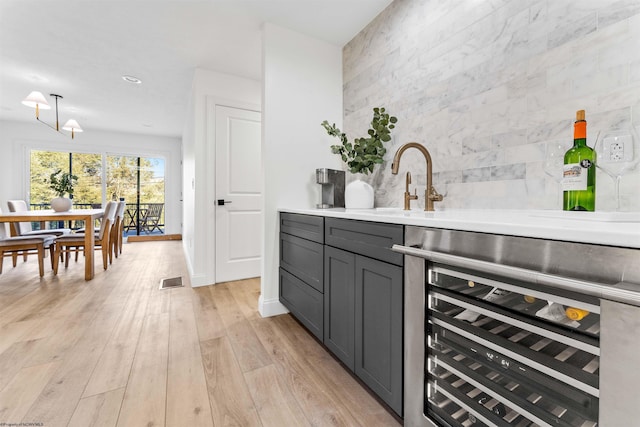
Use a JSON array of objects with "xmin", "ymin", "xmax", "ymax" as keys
[{"xmin": 562, "ymin": 110, "xmax": 596, "ymax": 211}]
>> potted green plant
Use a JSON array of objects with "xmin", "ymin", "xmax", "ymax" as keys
[
  {"xmin": 321, "ymin": 107, "xmax": 397, "ymax": 208},
  {"xmin": 47, "ymin": 169, "xmax": 78, "ymax": 212}
]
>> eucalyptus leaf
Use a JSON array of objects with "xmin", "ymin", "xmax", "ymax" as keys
[{"xmin": 321, "ymin": 107, "xmax": 398, "ymax": 175}]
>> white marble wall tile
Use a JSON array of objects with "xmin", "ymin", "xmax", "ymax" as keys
[
  {"xmin": 589, "ymin": 107, "xmax": 632, "ymax": 131},
  {"xmin": 502, "ymin": 142, "xmax": 546, "ymax": 165},
  {"xmin": 460, "ymin": 150, "xmax": 504, "ymax": 170},
  {"xmin": 526, "ymin": 160, "xmax": 551, "ymax": 181},
  {"xmin": 548, "ymin": 12, "xmax": 598, "ymax": 49},
  {"xmin": 525, "ymin": 177, "xmax": 547, "ymax": 198},
  {"xmin": 343, "ymin": 0, "xmax": 640, "ymax": 210},
  {"xmin": 573, "ymin": 65, "xmax": 628, "ymax": 95},
  {"xmin": 526, "ymin": 120, "xmax": 571, "ymax": 144},
  {"xmin": 434, "ymin": 170, "xmax": 463, "ymax": 185},
  {"xmin": 616, "ymin": 171, "xmax": 640, "ymax": 211},
  {"xmin": 598, "ymin": 0, "xmax": 640, "ymax": 28},
  {"xmin": 462, "ymin": 167, "xmax": 491, "ymax": 183},
  {"xmin": 491, "ymin": 129, "xmax": 528, "ymax": 149},
  {"xmin": 462, "ymin": 135, "xmax": 491, "ymax": 155},
  {"xmin": 491, "ymin": 163, "xmax": 526, "ymax": 180}
]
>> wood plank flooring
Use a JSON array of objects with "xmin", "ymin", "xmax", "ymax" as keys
[{"xmin": 0, "ymin": 241, "xmax": 401, "ymax": 427}]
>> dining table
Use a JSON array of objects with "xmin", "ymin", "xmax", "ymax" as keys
[{"xmin": 0, "ymin": 208, "xmax": 104, "ymax": 280}]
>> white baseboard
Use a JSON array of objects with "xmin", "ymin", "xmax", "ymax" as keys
[
  {"xmin": 258, "ymin": 295, "xmax": 289, "ymax": 318},
  {"xmin": 190, "ymin": 276, "xmax": 213, "ymax": 287},
  {"xmin": 182, "ymin": 243, "xmax": 214, "ymax": 287}
]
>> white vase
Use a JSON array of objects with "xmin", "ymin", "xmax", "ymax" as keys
[
  {"xmin": 345, "ymin": 178, "xmax": 374, "ymax": 209},
  {"xmin": 51, "ymin": 197, "xmax": 72, "ymax": 212}
]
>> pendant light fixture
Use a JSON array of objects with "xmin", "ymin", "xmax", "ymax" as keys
[{"xmin": 22, "ymin": 91, "xmax": 83, "ymax": 139}]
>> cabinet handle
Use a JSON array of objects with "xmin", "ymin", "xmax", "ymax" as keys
[{"xmin": 392, "ymin": 244, "xmax": 640, "ymax": 307}]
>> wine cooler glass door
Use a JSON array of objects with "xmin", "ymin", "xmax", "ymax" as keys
[{"xmin": 425, "ymin": 264, "xmax": 600, "ymax": 427}]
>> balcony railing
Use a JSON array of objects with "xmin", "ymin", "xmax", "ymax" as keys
[{"xmin": 30, "ymin": 202, "xmax": 165, "ymax": 235}]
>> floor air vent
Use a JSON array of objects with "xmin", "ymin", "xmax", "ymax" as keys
[{"xmin": 159, "ymin": 277, "xmax": 183, "ymax": 289}]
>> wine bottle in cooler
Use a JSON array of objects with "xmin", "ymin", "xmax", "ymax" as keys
[{"xmin": 562, "ymin": 110, "xmax": 596, "ymax": 211}]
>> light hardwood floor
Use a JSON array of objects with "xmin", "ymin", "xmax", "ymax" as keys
[{"xmin": 0, "ymin": 240, "xmax": 401, "ymax": 427}]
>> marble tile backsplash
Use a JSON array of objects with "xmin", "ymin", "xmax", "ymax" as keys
[{"xmin": 342, "ymin": 0, "xmax": 640, "ymax": 211}]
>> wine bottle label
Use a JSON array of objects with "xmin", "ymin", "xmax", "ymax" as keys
[
  {"xmin": 454, "ymin": 288, "xmax": 511, "ymax": 322},
  {"xmin": 536, "ymin": 302, "xmax": 580, "ymax": 328},
  {"xmin": 562, "ymin": 162, "xmax": 588, "ymax": 191}
]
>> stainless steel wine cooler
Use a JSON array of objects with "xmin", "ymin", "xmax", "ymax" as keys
[{"xmin": 395, "ymin": 226, "xmax": 640, "ymax": 427}]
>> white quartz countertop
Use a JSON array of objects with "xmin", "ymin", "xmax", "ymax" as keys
[{"xmin": 279, "ymin": 207, "xmax": 640, "ymax": 249}]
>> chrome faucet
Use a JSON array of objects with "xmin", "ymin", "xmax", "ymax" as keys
[{"xmin": 391, "ymin": 142, "xmax": 443, "ymax": 211}]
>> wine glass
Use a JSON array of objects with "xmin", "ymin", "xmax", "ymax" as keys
[
  {"xmin": 594, "ymin": 125, "xmax": 640, "ymax": 210},
  {"xmin": 543, "ymin": 141, "xmax": 570, "ymax": 209}
]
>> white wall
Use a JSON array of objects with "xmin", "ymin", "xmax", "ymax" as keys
[
  {"xmin": 0, "ymin": 120, "xmax": 182, "ymax": 233},
  {"xmin": 261, "ymin": 23, "xmax": 343, "ymax": 316},
  {"xmin": 182, "ymin": 68, "xmax": 261, "ymax": 287}
]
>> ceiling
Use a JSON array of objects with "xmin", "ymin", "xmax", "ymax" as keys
[{"xmin": 0, "ymin": 0, "xmax": 392, "ymax": 138}]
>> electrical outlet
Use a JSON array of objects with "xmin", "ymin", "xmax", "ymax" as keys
[
  {"xmin": 610, "ymin": 141, "xmax": 624, "ymax": 161},
  {"xmin": 603, "ymin": 135, "xmax": 633, "ymax": 162}
]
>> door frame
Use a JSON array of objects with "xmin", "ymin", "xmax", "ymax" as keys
[{"xmin": 205, "ymin": 97, "xmax": 261, "ymax": 285}]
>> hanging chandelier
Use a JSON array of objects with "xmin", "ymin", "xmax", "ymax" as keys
[{"xmin": 22, "ymin": 91, "xmax": 83, "ymax": 139}]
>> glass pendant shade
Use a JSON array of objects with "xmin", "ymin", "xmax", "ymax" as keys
[
  {"xmin": 62, "ymin": 119, "xmax": 83, "ymax": 132},
  {"xmin": 21, "ymin": 91, "xmax": 51, "ymax": 109}
]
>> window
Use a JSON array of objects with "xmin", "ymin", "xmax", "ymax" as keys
[
  {"xmin": 106, "ymin": 155, "xmax": 165, "ymax": 235},
  {"xmin": 29, "ymin": 150, "xmax": 165, "ymax": 235}
]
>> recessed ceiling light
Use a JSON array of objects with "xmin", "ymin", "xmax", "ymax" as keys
[{"xmin": 122, "ymin": 75, "xmax": 142, "ymax": 84}]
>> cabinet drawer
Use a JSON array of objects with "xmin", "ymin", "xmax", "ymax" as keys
[
  {"xmin": 280, "ymin": 233, "xmax": 323, "ymax": 292},
  {"xmin": 325, "ymin": 217, "xmax": 403, "ymax": 266},
  {"xmin": 280, "ymin": 268, "xmax": 323, "ymax": 340},
  {"xmin": 280, "ymin": 213, "xmax": 324, "ymax": 243}
]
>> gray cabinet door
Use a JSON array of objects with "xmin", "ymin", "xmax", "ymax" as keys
[
  {"xmin": 324, "ymin": 245, "xmax": 355, "ymax": 370},
  {"xmin": 355, "ymin": 255, "xmax": 403, "ymax": 416}
]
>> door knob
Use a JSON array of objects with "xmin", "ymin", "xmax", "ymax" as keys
[{"xmin": 217, "ymin": 199, "xmax": 232, "ymax": 206}]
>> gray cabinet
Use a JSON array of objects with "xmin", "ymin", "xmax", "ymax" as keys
[
  {"xmin": 325, "ymin": 217, "xmax": 404, "ymax": 266},
  {"xmin": 279, "ymin": 213, "xmax": 404, "ymax": 417},
  {"xmin": 355, "ymin": 255, "xmax": 403, "ymax": 414},
  {"xmin": 324, "ymin": 217, "xmax": 404, "ymax": 416},
  {"xmin": 324, "ymin": 246, "xmax": 355, "ymax": 369},
  {"xmin": 279, "ymin": 268, "xmax": 323, "ymax": 339},
  {"xmin": 279, "ymin": 213, "xmax": 324, "ymax": 340}
]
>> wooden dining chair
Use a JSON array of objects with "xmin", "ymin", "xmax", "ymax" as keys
[
  {"xmin": 112, "ymin": 201, "xmax": 126, "ymax": 258},
  {"xmin": 75, "ymin": 200, "xmax": 124, "ymax": 262},
  {"xmin": 53, "ymin": 201, "xmax": 117, "ymax": 274},
  {"xmin": 7, "ymin": 199, "xmax": 70, "ymax": 263},
  {"xmin": 7, "ymin": 200, "xmax": 71, "ymax": 237},
  {"xmin": 0, "ymin": 210, "xmax": 56, "ymax": 277}
]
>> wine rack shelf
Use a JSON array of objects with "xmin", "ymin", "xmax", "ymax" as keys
[{"xmin": 427, "ymin": 264, "xmax": 601, "ymax": 426}]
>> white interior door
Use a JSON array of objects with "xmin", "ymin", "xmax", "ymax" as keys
[{"xmin": 215, "ymin": 105, "xmax": 262, "ymax": 283}]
